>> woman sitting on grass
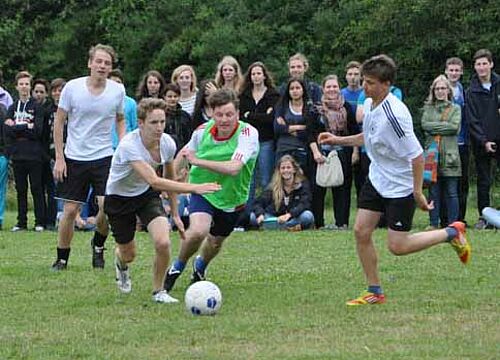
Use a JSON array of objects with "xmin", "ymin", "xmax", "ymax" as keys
[{"xmin": 250, "ymin": 154, "xmax": 314, "ymax": 231}]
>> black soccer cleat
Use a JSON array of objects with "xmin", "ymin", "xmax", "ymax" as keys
[
  {"xmin": 190, "ymin": 266, "xmax": 206, "ymax": 284},
  {"xmin": 163, "ymin": 266, "xmax": 181, "ymax": 292},
  {"xmin": 51, "ymin": 259, "xmax": 67, "ymax": 271},
  {"xmin": 91, "ymin": 238, "xmax": 105, "ymax": 269}
]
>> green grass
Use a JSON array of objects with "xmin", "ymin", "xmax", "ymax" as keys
[{"xmin": 0, "ymin": 209, "xmax": 499, "ymax": 360}]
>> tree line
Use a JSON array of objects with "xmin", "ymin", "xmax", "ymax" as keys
[{"xmin": 1, "ymin": 0, "xmax": 498, "ymax": 117}]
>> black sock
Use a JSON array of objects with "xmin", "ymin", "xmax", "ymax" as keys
[
  {"xmin": 57, "ymin": 247, "xmax": 71, "ymax": 262},
  {"xmin": 92, "ymin": 231, "xmax": 107, "ymax": 248}
]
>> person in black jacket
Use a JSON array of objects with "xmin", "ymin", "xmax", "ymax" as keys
[
  {"xmin": 240, "ymin": 61, "xmax": 280, "ymax": 195},
  {"xmin": 4, "ymin": 71, "xmax": 45, "ymax": 231},
  {"xmin": 163, "ymin": 83, "xmax": 192, "ymax": 152},
  {"xmin": 250, "ymin": 154, "xmax": 314, "ymax": 231},
  {"xmin": 465, "ymin": 49, "xmax": 500, "ymax": 230},
  {"xmin": 0, "ymin": 103, "xmax": 8, "ymax": 230}
]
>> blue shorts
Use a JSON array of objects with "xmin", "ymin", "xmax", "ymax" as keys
[{"xmin": 189, "ymin": 194, "xmax": 243, "ymax": 237}]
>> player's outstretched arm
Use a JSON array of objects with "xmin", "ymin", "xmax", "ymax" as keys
[
  {"xmin": 180, "ymin": 148, "xmax": 243, "ymax": 176},
  {"xmin": 131, "ymin": 160, "xmax": 221, "ymax": 194},
  {"xmin": 318, "ymin": 132, "xmax": 364, "ymax": 147}
]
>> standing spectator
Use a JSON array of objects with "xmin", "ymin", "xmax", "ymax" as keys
[
  {"xmin": 51, "ymin": 44, "xmax": 126, "ymax": 270},
  {"xmin": 250, "ymin": 154, "xmax": 314, "ymax": 231},
  {"xmin": 136, "ymin": 70, "xmax": 166, "ymax": 101},
  {"xmin": 163, "ymin": 83, "xmax": 192, "ymax": 151},
  {"xmin": 314, "ymin": 75, "xmax": 359, "ymax": 230},
  {"xmin": 0, "ymin": 103, "xmax": 8, "ymax": 230},
  {"xmin": 214, "ymin": 56, "xmax": 243, "ymax": 93},
  {"xmin": 466, "ymin": 49, "xmax": 499, "ymax": 230},
  {"xmin": 239, "ymin": 61, "xmax": 280, "ymax": 197},
  {"xmin": 274, "ymin": 77, "xmax": 321, "ymax": 177},
  {"xmin": 192, "ymin": 79, "xmax": 217, "ymax": 129},
  {"xmin": 4, "ymin": 71, "xmax": 45, "ymax": 232},
  {"xmin": 109, "ymin": 69, "xmax": 138, "ymax": 149},
  {"xmin": 341, "ymin": 61, "xmax": 364, "ymax": 197},
  {"xmin": 0, "ymin": 70, "xmax": 13, "ymax": 110},
  {"xmin": 341, "ymin": 61, "xmax": 363, "ymax": 114},
  {"xmin": 171, "ymin": 65, "xmax": 198, "ymax": 117},
  {"xmin": 281, "ymin": 53, "xmax": 322, "ymax": 109},
  {"xmin": 421, "ymin": 75, "xmax": 461, "ymax": 229},
  {"xmin": 444, "ymin": 57, "xmax": 468, "ymax": 224},
  {"xmin": 33, "ymin": 78, "xmax": 56, "ymax": 230}
]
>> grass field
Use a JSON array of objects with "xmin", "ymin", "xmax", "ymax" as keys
[{"xmin": 0, "ymin": 208, "xmax": 499, "ymax": 360}]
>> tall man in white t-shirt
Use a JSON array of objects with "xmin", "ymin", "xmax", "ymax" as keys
[
  {"xmin": 105, "ymin": 98, "xmax": 220, "ymax": 303},
  {"xmin": 52, "ymin": 44, "xmax": 126, "ymax": 270},
  {"xmin": 319, "ymin": 55, "xmax": 471, "ymax": 306}
]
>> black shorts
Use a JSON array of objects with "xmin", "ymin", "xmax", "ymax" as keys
[
  {"xmin": 56, "ymin": 156, "xmax": 112, "ymax": 203},
  {"xmin": 357, "ymin": 180, "xmax": 416, "ymax": 232},
  {"xmin": 104, "ymin": 188, "xmax": 167, "ymax": 244},
  {"xmin": 189, "ymin": 194, "xmax": 244, "ymax": 237}
]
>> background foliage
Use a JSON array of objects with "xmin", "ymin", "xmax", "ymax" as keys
[{"xmin": 1, "ymin": 0, "xmax": 499, "ymax": 114}]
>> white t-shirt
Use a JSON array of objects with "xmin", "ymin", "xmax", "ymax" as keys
[
  {"xmin": 362, "ymin": 93, "xmax": 423, "ymax": 198},
  {"xmin": 106, "ymin": 130, "xmax": 177, "ymax": 197},
  {"xmin": 59, "ymin": 77, "xmax": 125, "ymax": 161}
]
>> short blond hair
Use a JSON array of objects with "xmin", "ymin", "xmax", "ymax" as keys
[
  {"xmin": 88, "ymin": 44, "xmax": 117, "ymax": 63},
  {"xmin": 137, "ymin": 98, "xmax": 167, "ymax": 121},
  {"xmin": 288, "ymin": 53, "xmax": 309, "ymax": 72}
]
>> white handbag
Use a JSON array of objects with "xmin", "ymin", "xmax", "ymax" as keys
[{"xmin": 315, "ymin": 150, "xmax": 344, "ymax": 187}]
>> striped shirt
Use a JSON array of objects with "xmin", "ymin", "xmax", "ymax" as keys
[{"xmin": 179, "ymin": 92, "xmax": 197, "ymax": 117}]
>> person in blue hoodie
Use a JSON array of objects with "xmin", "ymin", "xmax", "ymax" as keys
[{"xmin": 444, "ymin": 57, "xmax": 468, "ymax": 224}]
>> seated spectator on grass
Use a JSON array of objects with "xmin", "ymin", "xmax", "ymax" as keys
[{"xmin": 250, "ymin": 154, "xmax": 314, "ymax": 231}]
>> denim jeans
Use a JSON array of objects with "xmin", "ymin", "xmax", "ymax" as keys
[
  {"xmin": 248, "ymin": 140, "xmax": 275, "ymax": 203},
  {"xmin": 429, "ymin": 176, "xmax": 459, "ymax": 227},
  {"xmin": 249, "ymin": 210, "xmax": 314, "ymax": 230}
]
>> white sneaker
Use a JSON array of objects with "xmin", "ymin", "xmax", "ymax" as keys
[
  {"xmin": 152, "ymin": 289, "xmax": 179, "ymax": 304},
  {"xmin": 115, "ymin": 258, "xmax": 132, "ymax": 294},
  {"xmin": 34, "ymin": 225, "xmax": 44, "ymax": 232}
]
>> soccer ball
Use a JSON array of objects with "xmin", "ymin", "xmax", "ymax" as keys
[{"xmin": 185, "ymin": 281, "xmax": 222, "ymax": 316}]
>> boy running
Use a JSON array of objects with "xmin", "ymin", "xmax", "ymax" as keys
[{"xmin": 318, "ymin": 54, "xmax": 471, "ymax": 305}]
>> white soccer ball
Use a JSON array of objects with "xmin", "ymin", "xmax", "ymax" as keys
[{"xmin": 185, "ymin": 281, "xmax": 222, "ymax": 316}]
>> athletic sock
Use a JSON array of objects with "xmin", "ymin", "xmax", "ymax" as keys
[
  {"xmin": 116, "ymin": 256, "xmax": 128, "ymax": 270},
  {"xmin": 368, "ymin": 285, "xmax": 382, "ymax": 295},
  {"xmin": 92, "ymin": 231, "xmax": 107, "ymax": 248},
  {"xmin": 172, "ymin": 259, "xmax": 186, "ymax": 272},
  {"xmin": 57, "ymin": 247, "xmax": 71, "ymax": 262},
  {"xmin": 194, "ymin": 255, "xmax": 206, "ymax": 273},
  {"xmin": 445, "ymin": 227, "xmax": 458, "ymax": 242}
]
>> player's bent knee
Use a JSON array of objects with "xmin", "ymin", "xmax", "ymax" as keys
[
  {"xmin": 186, "ymin": 228, "xmax": 209, "ymax": 243},
  {"xmin": 63, "ymin": 202, "xmax": 80, "ymax": 219},
  {"xmin": 154, "ymin": 237, "xmax": 171, "ymax": 254},
  {"xmin": 387, "ymin": 240, "xmax": 406, "ymax": 256},
  {"xmin": 353, "ymin": 225, "xmax": 372, "ymax": 243},
  {"xmin": 119, "ymin": 247, "xmax": 136, "ymax": 263}
]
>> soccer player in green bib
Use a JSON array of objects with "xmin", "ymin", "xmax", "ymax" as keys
[{"xmin": 164, "ymin": 88, "xmax": 259, "ymax": 292}]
